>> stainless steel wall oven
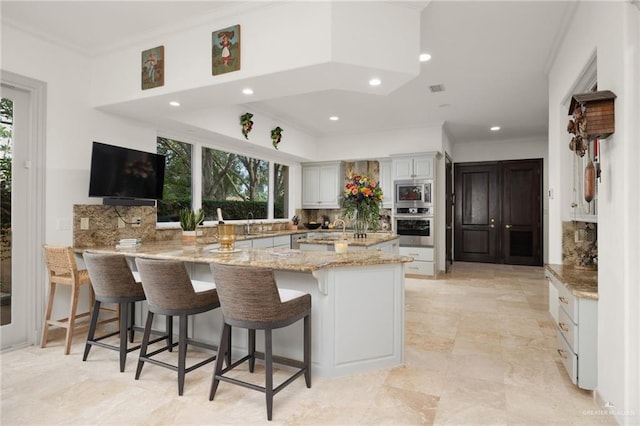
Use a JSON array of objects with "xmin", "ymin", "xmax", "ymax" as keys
[{"xmin": 394, "ymin": 215, "xmax": 433, "ymax": 247}]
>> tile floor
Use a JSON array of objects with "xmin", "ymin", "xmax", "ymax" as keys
[{"xmin": 1, "ymin": 262, "xmax": 616, "ymax": 425}]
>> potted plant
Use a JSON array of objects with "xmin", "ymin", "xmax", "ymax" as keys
[{"xmin": 179, "ymin": 208, "xmax": 205, "ymax": 244}]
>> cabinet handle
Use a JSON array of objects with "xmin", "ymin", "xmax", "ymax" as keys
[
  {"xmin": 558, "ymin": 322, "xmax": 569, "ymax": 332},
  {"xmin": 408, "ymin": 252, "xmax": 419, "ymax": 256},
  {"xmin": 558, "ymin": 296, "xmax": 569, "ymax": 304},
  {"xmin": 557, "ymin": 349, "xmax": 568, "ymax": 359}
]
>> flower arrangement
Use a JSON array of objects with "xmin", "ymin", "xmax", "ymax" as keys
[{"xmin": 342, "ymin": 172, "xmax": 383, "ymax": 234}]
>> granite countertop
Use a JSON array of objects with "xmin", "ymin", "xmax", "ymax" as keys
[
  {"xmin": 78, "ymin": 241, "xmax": 412, "ymax": 273},
  {"xmin": 296, "ymin": 232, "xmax": 398, "ymax": 247},
  {"xmin": 545, "ymin": 264, "xmax": 598, "ymax": 300}
]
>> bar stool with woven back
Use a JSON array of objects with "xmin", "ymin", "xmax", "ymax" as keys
[
  {"xmin": 209, "ymin": 264, "xmax": 312, "ymax": 421},
  {"xmin": 82, "ymin": 252, "xmax": 172, "ymax": 372},
  {"xmin": 134, "ymin": 257, "xmax": 222, "ymax": 396},
  {"xmin": 41, "ymin": 245, "xmax": 117, "ymax": 355}
]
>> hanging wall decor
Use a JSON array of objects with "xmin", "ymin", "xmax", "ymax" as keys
[
  {"xmin": 240, "ymin": 113, "xmax": 254, "ymax": 139},
  {"xmin": 567, "ymin": 90, "xmax": 616, "ymax": 156},
  {"xmin": 271, "ymin": 126, "xmax": 283, "ymax": 149},
  {"xmin": 141, "ymin": 46, "xmax": 164, "ymax": 90},
  {"xmin": 212, "ymin": 25, "xmax": 241, "ymax": 75}
]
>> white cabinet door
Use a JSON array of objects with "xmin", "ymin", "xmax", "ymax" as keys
[
  {"xmin": 392, "ymin": 155, "xmax": 435, "ymax": 180},
  {"xmin": 378, "ymin": 159, "xmax": 393, "ymax": 208},
  {"xmin": 302, "ymin": 166, "xmax": 321, "ymax": 207},
  {"xmin": 302, "ymin": 162, "xmax": 342, "ymax": 208},
  {"xmin": 393, "ymin": 158, "xmax": 414, "ymax": 180},
  {"xmin": 318, "ymin": 164, "xmax": 341, "ymax": 207},
  {"xmin": 413, "ymin": 156, "xmax": 434, "ymax": 179}
]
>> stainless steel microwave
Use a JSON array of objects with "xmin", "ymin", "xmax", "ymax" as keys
[{"xmin": 395, "ymin": 179, "xmax": 432, "ymax": 208}]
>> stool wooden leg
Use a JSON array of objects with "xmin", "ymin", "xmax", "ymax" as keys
[
  {"xmin": 83, "ymin": 300, "xmax": 101, "ymax": 361},
  {"xmin": 166, "ymin": 316, "xmax": 173, "ymax": 351},
  {"xmin": 41, "ymin": 282, "xmax": 56, "ymax": 348},
  {"xmin": 265, "ymin": 328, "xmax": 273, "ymax": 421},
  {"xmin": 209, "ymin": 323, "xmax": 230, "ymax": 401},
  {"xmin": 248, "ymin": 329, "xmax": 256, "ymax": 372},
  {"xmin": 177, "ymin": 314, "xmax": 188, "ymax": 396},
  {"xmin": 64, "ymin": 282, "xmax": 81, "ymax": 355},
  {"xmin": 129, "ymin": 302, "xmax": 135, "ymax": 343},
  {"xmin": 136, "ymin": 312, "xmax": 154, "ymax": 380},
  {"xmin": 304, "ymin": 314, "xmax": 311, "ymax": 388},
  {"xmin": 119, "ymin": 302, "xmax": 129, "ymax": 372}
]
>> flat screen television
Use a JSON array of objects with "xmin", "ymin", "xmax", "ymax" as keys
[{"xmin": 88, "ymin": 141, "xmax": 166, "ymax": 206}]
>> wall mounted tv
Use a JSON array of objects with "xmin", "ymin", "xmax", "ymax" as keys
[{"xmin": 88, "ymin": 141, "xmax": 166, "ymax": 206}]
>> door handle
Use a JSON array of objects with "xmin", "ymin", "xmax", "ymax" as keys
[
  {"xmin": 490, "ymin": 218, "xmax": 495, "ymax": 228},
  {"xmin": 505, "ymin": 224, "xmax": 512, "ymax": 229}
]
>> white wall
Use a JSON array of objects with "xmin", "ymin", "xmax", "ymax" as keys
[
  {"xmin": 548, "ymin": 3, "xmax": 639, "ymax": 423},
  {"xmin": 316, "ymin": 124, "xmax": 444, "ymax": 161},
  {"xmin": 1, "ymin": 25, "xmax": 159, "ymax": 246}
]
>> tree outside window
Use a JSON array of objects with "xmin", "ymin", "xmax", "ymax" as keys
[
  {"xmin": 158, "ymin": 137, "xmax": 289, "ymax": 223},
  {"xmin": 157, "ymin": 137, "xmax": 192, "ymax": 222},
  {"xmin": 201, "ymin": 146, "xmax": 268, "ymax": 220}
]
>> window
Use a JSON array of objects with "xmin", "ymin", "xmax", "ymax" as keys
[
  {"xmin": 157, "ymin": 136, "xmax": 290, "ymax": 223},
  {"xmin": 157, "ymin": 137, "xmax": 192, "ymax": 222},
  {"xmin": 273, "ymin": 163, "xmax": 289, "ymax": 219},
  {"xmin": 201, "ymin": 146, "xmax": 268, "ymax": 220}
]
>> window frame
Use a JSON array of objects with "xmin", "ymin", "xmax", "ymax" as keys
[{"xmin": 156, "ymin": 133, "xmax": 294, "ymax": 228}]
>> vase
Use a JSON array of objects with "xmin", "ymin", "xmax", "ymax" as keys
[
  {"xmin": 353, "ymin": 208, "xmax": 368, "ymax": 238},
  {"xmin": 181, "ymin": 230, "xmax": 197, "ymax": 245}
]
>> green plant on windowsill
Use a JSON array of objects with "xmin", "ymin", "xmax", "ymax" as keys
[{"xmin": 179, "ymin": 208, "xmax": 205, "ymax": 231}]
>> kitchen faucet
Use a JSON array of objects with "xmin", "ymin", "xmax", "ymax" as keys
[
  {"xmin": 246, "ymin": 212, "xmax": 254, "ymax": 234},
  {"xmin": 333, "ymin": 219, "xmax": 346, "ymax": 237}
]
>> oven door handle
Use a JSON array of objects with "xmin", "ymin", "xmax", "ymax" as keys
[{"xmin": 394, "ymin": 216, "xmax": 433, "ymax": 219}]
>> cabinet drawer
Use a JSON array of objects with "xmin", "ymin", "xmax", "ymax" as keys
[
  {"xmin": 404, "ymin": 261, "xmax": 434, "ymax": 276},
  {"xmin": 252, "ymin": 237, "xmax": 273, "ymax": 248},
  {"xmin": 557, "ymin": 331, "xmax": 578, "ymax": 385},
  {"xmin": 557, "ymin": 282, "xmax": 578, "ymax": 322},
  {"xmin": 273, "ymin": 235, "xmax": 290, "ymax": 248},
  {"xmin": 399, "ymin": 246, "xmax": 433, "ymax": 262},
  {"xmin": 558, "ymin": 307, "xmax": 578, "ymax": 351},
  {"xmin": 235, "ymin": 240, "xmax": 253, "ymax": 249}
]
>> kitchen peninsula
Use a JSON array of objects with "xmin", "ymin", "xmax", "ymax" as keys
[{"xmin": 80, "ymin": 241, "xmax": 411, "ymax": 377}]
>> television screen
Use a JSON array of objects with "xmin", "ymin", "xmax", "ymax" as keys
[{"xmin": 88, "ymin": 142, "xmax": 166, "ymax": 202}]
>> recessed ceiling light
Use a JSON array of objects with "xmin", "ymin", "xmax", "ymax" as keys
[
  {"xmin": 329, "ymin": 116, "xmax": 339, "ymax": 121},
  {"xmin": 419, "ymin": 53, "xmax": 432, "ymax": 62},
  {"xmin": 491, "ymin": 126, "xmax": 501, "ymax": 131},
  {"xmin": 242, "ymin": 88, "xmax": 254, "ymax": 95},
  {"xmin": 369, "ymin": 78, "xmax": 381, "ymax": 86},
  {"xmin": 169, "ymin": 101, "xmax": 181, "ymax": 107}
]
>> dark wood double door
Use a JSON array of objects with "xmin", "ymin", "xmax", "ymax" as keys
[{"xmin": 454, "ymin": 159, "xmax": 542, "ymax": 266}]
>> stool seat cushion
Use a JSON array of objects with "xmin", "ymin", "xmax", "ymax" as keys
[{"xmin": 278, "ymin": 288, "xmax": 307, "ymax": 303}]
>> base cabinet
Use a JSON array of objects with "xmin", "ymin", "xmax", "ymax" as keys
[
  {"xmin": 399, "ymin": 246, "xmax": 434, "ymax": 276},
  {"xmin": 547, "ymin": 271, "xmax": 597, "ymax": 390}
]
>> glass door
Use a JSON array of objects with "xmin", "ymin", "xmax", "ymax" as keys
[{"xmin": 1, "ymin": 86, "xmax": 29, "ymax": 348}]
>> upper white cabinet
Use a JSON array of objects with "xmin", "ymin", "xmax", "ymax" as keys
[
  {"xmin": 302, "ymin": 161, "xmax": 343, "ymax": 209},
  {"xmin": 378, "ymin": 158, "xmax": 393, "ymax": 208},
  {"xmin": 392, "ymin": 154, "xmax": 434, "ymax": 180}
]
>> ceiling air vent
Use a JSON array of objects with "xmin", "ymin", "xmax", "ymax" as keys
[{"xmin": 429, "ymin": 84, "xmax": 445, "ymax": 93}]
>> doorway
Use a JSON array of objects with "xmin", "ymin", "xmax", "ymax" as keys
[
  {"xmin": 1, "ymin": 72, "xmax": 46, "ymax": 350},
  {"xmin": 445, "ymin": 153, "xmax": 453, "ymax": 272},
  {"xmin": 454, "ymin": 159, "xmax": 543, "ymax": 266}
]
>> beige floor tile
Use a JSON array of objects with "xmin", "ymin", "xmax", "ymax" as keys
[{"xmin": 1, "ymin": 262, "xmax": 617, "ymax": 425}]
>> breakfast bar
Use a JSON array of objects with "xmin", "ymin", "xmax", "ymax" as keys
[{"xmin": 81, "ymin": 241, "xmax": 411, "ymax": 377}]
